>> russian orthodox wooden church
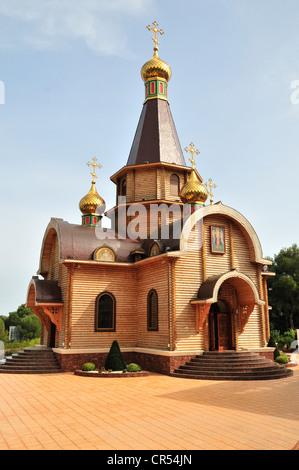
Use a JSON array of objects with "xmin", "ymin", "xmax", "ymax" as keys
[{"xmin": 25, "ymin": 22, "xmax": 279, "ymax": 376}]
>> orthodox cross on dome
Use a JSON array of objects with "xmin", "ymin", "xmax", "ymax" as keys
[
  {"xmin": 147, "ymin": 21, "xmax": 164, "ymax": 51},
  {"xmin": 184, "ymin": 142, "xmax": 200, "ymax": 169},
  {"xmin": 205, "ymin": 178, "xmax": 217, "ymax": 204},
  {"xmin": 87, "ymin": 157, "xmax": 102, "ymax": 183}
]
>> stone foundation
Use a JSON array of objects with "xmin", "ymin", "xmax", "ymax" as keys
[
  {"xmin": 53, "ymin": 347, "xmax": 275, "ymax": 374},
  {"xmin": 53, "ymin": 349, "xmax": 197, "ymax": 374}
]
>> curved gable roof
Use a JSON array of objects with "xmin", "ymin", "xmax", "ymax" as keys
[
  {"xmin": 180, "ymin": 202, "xmax": 270, "ymax": 265},
  {"xmin": 38, "ymin": 218, "xmax": 142, "ymax": 275}
]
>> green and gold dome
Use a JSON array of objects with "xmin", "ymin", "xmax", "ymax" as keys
[
  {"xmin": 79, "ymin": 158, "xmax": 106, "ymax": 226},
  {"xmin": 141, "ymin": 21, "xmax": 171, "ymax": 102}
]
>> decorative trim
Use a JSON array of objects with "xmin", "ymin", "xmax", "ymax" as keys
[
  {"xmin": 239, "ymin": 303, "xmax": 255, "ymax": 333},
  {"xmin": 42, "ymin": 305, "xmax": 63, "ymax": 332},
  {"xmin": 195, "ymin": 303, "xmax": 212, "ymax": 332}
]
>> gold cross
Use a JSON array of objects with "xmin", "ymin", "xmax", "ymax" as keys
[
  {"xmin": 87, "ymin": 157, "xmax": 102, "ymax": 183},
  {"xmin": 184, "ymin": 142, "xmax": 200, "ymax": 169},
  {"xmin": 147, "ymin": 21, "xmax": 164, "ymax": 50},
  {"xmin": 205, "ymin": 178, "xmax": 217, "ymax": 204}
]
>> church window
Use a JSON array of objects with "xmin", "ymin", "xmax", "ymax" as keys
[
  {"xmin": 147, "ymin": 289, "xmax": 158, "ymax": 331},
  {"xmin": 121, "ymin": 179, "xmax": 126, "ymax": 196},
  {"xmin": 170, "ymin": 174, "xmax": 180, "ymax": 196},
  {"xmin": 96, "ymin": 292, "xmax": 115, "ymax": 331}
]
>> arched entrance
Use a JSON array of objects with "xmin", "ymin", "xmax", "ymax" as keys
[{"xmin": 209, "ymin": 300, "xmax": 233, "ymax": 351}]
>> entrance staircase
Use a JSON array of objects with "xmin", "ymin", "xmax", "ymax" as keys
[
  {"xmin": 0, "ymin": 347, "xmax": 62, "ymax": 374},
  {"xmin": 170, "ymin": 351, "xmax": 294, "ymax": 381}
]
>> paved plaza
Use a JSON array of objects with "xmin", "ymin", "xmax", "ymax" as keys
[{"xmin": 0, "ymin": 367, "xmax": 298, "ymax": 450}]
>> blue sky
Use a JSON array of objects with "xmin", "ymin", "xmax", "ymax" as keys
[{"xmin": 1, "ymin": 0, "xmax": 299, "ymax": 315}]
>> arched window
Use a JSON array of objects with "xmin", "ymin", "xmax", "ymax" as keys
[
  {"xmin": 95, "ymin": 292, "xmax": 115, "ymax": 331},
  {"xmin": 170, "ymin": 174, "xmax": 180, "ymax": 196},
  {"xmin": 147, "ymin": 289, "xmax": 158, "ymax": 331}
]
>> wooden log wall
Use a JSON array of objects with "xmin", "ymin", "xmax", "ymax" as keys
[
  {"xmin": 174, "ymin": 221, "xmax": 205, "ymax": 351},
  {"xmin": 136, "ymin": 259, "xmax": 171, "ymax": 350},
  {"xmin": 68, "ymin": 264, "xmax": 137, "ymax": 349},
  {"xmin": 174, "ymin": 214, "xmax": 265, "ymax": 351}
]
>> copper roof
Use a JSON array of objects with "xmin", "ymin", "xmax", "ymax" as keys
[
  {"xmin": 53, "ymin": 219, "xmax": 143, "ymax": 263},
  {"xmin": 31, "ymin": 278, "xmax": 63, "ymax": 304}
]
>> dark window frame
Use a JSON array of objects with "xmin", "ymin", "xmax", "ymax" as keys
[
  {"xmin": 95, "ymin": 292, "xmax": 116, "ymax": 332},
  {"xmin": 147, "ymin": 289, "xmax": 159, "ymax": 331}
]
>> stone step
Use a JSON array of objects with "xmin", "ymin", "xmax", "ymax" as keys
[
  {"xmin": 179, "ymin": 363, "xmax": 276, "ymax": 372},
  {"xmin": 175, "ymin": 366, "xmax": 287, "ymax": 376},
  {"xmin": 0, "ymin": 369, "xmax": 63, "ymax": 374},
  {"xmin": 190, "ymin": 357, "xmax": 268, "ymax": 365},
  {"xmin": 6, "ymin": 357, "xmax": 58, "ymax": 364},
  {"xmin": 170, "ymin": 369, "xmax": 293, "ymax": 381},
  {"xmin": 202, "ymin": 351, "xmax": 259, "ymax": 356},
  {"xmin": 0, "ymin": 347, "xmax": 62, "ymax": 374},
  {"xmin": 171, "ymin": 350, "xmax": 293, "ymax": 381}
]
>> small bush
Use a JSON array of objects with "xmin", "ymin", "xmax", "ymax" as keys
[
  {"xmin": 126, "ymin": 363, "xmax": 141, "ymax": 372},
  {"xmin": 81, "ymin": 362, "xmax": 96, "ymax": 371},
  {"xmin": 275, "ymin": 355, "xmax": 289, "ymax": 364}
]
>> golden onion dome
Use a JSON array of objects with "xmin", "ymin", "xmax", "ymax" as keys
[
  {"xmin": 179, "ymin": 169, "xmax": 208, "ymax": 205},
  {"xmin": 79, "ymin": 182, "xmax": 106, "ymax": 215},
  {"xmin": 141, "ymin": 49, "xmax": 172, "ymax": 83}
]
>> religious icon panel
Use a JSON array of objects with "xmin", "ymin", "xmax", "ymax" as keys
[{"xmin": 210, "ymin": 225, "xmax": 225, "ymax": 254}]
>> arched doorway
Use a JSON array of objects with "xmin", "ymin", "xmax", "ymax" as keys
[{"xmin": 209, "ymin": 300, "xmax": 233, "ymax": 351}]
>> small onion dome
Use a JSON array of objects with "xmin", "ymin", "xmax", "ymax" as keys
[
  {"xmin": 79, "ymin": 182, "xmax": 106, "ymax": 215},
  {"xmin": 141, "ymin": 49, "xmax": 172, "ymax": 83},
  {"xmin": 179, "ymin": 169, "xmax": 208, "ymax": 205}
]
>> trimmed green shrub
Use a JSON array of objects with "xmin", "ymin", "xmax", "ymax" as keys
[
  {"xmin": 105, "ymin": 340, "xmax": 126, "ymax": 371},
  {"xmin": 267, "ymin": 336, "xmax": 276, "ymax": 348},
  {"xmin": 126, "ymin": 363, "xmax": 141, "ymax": 372},
  {"xmin": 81, "ymin": 362, "xmax": 96, "ymax": 371},
  {"xmin": 274, "ymin": 346, "xmax": 281, "ymax": 360},
  {"xmin": 275, "ymin": 355, "xmax": 289, "ymax": 364}
]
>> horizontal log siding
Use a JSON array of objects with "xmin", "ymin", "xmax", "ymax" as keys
[
  {"xmin": 232, "ymin": 223, "xmax": 259, "ymax": 290},
  {"xmin": 238, "ymin": 305, "xmax": 263, "ymax": 349},
  {"xmin": 175, "ymin": 222, "xmax": 205, "ymax": 351},
  {"xmin": 70, "ymin": 265, "xmax": 137, "ymax": 349},
  {"xmin": 57, "ymin": 263, "xmax": 68, "ymax": 348},
  {"xmin": 134, "ymin": 168, "xmax": 157, "ymax": 201},
  {"xmin": 136, "ymin": 260, "xmax": 170, "ymax": 350}
]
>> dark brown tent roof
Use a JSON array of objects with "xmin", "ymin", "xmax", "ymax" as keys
[{"xmin": 126, "ymin": 99, "xmax": 185, "ymax": 166}]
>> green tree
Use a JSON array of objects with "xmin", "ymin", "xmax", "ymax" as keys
[
  {"xmin": 18, "ymin": 315, "xmax": 41, "ymax": 340},
  {"xmin": 4, "ymin": 304, "xmax": 34, "ymax": 330},
  {"xmin": 0, "ymin": 319, "xmax": 8, "ymax": 343},
  {"xmin": 268, "ymin": 244, "xmax": 299, "ymax": 332}
]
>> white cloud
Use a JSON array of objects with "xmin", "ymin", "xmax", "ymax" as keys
[{"xmin": 0, "ymin": 0, "xmax": 153, "ymax": 56}]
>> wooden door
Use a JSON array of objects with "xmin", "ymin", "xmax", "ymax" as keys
[
  {"xmin": 49, "ymin": 322, "xmax": 56, "ymax": 348},
  {"xmin": 217, "ymin": 313, "xmax": 230, "ymax": 351}
]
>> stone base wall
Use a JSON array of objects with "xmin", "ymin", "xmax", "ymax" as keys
[
  {"xmin": 54, "ymin": 350, "xmax": 196, "ymax": 374},
  {"xmin": 55, "ymin": 348, "xmax": 275, "ymax": 373}
]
